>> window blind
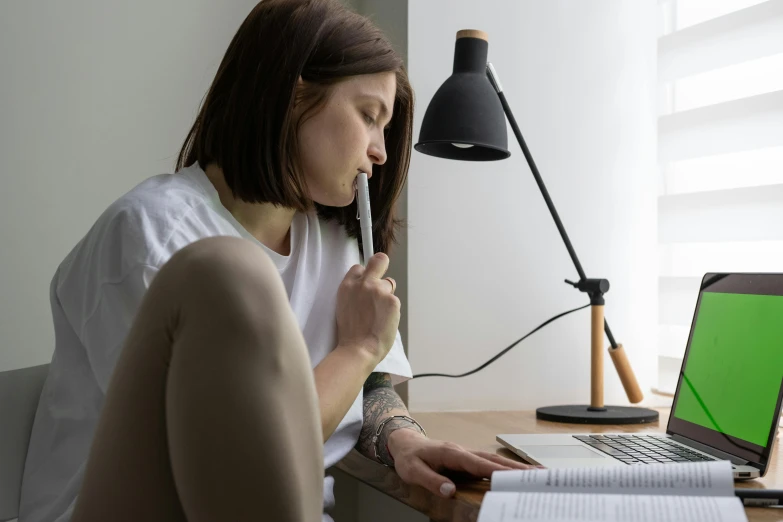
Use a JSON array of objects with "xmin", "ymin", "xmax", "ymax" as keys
[{"xmin": 656, "ymin": 0, "xmax": 783, "ymax": 392}]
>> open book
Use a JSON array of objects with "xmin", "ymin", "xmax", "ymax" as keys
[{"xmin": 478, "ymin": 460, "xmax": 747, "ymax": 522}]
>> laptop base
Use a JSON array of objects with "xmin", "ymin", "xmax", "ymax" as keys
[{"xmin": 536, "ymin": 405, "xmax": 660, "ymax": 425}]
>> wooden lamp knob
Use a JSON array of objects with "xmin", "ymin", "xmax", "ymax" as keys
[
  {"xmin": 456, "ymin": 29, "xmax": 488, "ymax": 41},
  {"xmin": 609, "ymin": 344, "xmax": 644, "ymax": 404}
]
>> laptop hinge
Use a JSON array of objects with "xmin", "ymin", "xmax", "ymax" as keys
[{"xmin": 670, "ymin": 434, "xmax": 751, "ymax": 466}]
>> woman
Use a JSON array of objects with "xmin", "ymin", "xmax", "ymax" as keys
[{"xmin": 20, "ymin": 1, "xmax": 534, "ymax": 521}]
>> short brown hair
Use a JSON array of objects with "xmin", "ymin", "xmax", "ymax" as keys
[{"xmin": 176, "ymin": 0, "xmax": 413, "ymax": 256}]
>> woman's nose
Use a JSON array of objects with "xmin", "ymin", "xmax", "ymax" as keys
[{"xmin": 369, "ymin": 140, "xmax": 387, "ymax": 166}]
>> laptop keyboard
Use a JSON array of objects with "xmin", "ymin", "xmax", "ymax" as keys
[{"xmin": 573, "ymin": 434, "xmax": 718, "ymax": 465}]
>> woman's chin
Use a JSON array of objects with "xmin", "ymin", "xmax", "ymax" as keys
[
  {"xmin": 339, "ymin": 194, "xmax": 357, "ymax": 208},
  {"xmin": 312, "ymin": 191, "xmax": 356, "ymax": 208}
]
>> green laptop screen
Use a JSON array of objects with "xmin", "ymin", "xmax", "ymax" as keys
[{"xmin": 673, "ymin": 291, "xmax": 783, "ymax": 447}]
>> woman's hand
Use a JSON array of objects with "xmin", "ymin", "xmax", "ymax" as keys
[
  {"xmin": 336, "ymin": 253, "xmax": 400, "ymax": 368},
  {"xmin": 387, "ymin": 429, "xmax": 541, "ymax": 498}
]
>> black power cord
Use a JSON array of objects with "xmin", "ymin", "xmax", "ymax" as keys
[{"xmin": 411, "ymin": 303, "xmax": 591, "ymax": 380}]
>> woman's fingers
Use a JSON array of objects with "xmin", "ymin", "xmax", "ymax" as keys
[
  {"xmin": 435, "ymin": 444, "xmax": 512, "ymax": 479},
  {"xmin": 404, "ymin": 457, "xmax": 458, "ymax": 498},
  {"xmin": 470, "ymin": 450, "xmax": 540, "ymax": 470},
  {"xmin": 363, "ymin": 252, "xmax": 389, "ymax": 279}
]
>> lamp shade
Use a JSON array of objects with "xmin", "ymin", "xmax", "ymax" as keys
[{"xmin": 414, "ymin": 30, "xmax": 510, "ymax": 161}]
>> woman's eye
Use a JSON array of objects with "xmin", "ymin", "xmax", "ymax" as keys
[{"xmin": 364, "ymin": 113, "xmax": 376, "ymax": 126}]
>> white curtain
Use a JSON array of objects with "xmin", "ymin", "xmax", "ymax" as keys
[{"xmin": 657, "ymin": 0, "xmax": 783, "ymax": 391}]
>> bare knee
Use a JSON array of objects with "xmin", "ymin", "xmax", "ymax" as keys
[
  {"xmin": 169, "ymin": 236, "xmax": 278, "ymax": 278},
  {"xmin": 167, "ymin": 236, "xmax": 280, "ymax": 289},
  {"xmin": 156, "ymin": 237, "xmax": 290, "ymax": 326},
  {"xmin": 158, "ymin": 238, "xmax": 309, "ymax": 383}
]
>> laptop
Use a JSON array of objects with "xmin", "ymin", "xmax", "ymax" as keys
[{"xmin": 498, "ymin": 272, "xmax": 783, "ymax": 480}]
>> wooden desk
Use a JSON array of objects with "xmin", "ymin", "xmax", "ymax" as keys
[{"xmin": 336, "ymin": 409, "xmax": 783, "ymax": 522}]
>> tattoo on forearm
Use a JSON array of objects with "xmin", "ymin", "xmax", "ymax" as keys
[
  {"xmin": 356, "ymin": 372, "xmax": 415, "ymax": 463},
  {"xmin": 363, "ymin": 371, "xmax": 394, "ymax": 394}
]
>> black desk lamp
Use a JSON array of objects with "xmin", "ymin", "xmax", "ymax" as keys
[{"xmin": 414, "ymin": 29, "xmax": 658, "ymax": 425}]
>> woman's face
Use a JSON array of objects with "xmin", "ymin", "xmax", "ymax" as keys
[{"xmin": 297, "ymin": 72, "xmax": 396, "ymax": 207}]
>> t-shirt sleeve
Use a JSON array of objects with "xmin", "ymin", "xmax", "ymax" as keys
[
  {"xmin": 79, "ymin": 264, "xmax": 159, "ymax": 392},
  {"xmin": 59, "ymin": 200, "xmax": 222, "ymax": 393},
  {"xmin": 372, "ymin": 329, "xmax": 412, "ymax": 385}
]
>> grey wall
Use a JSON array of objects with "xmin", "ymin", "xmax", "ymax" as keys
[
  {"xmin": 0, "ymin": 0, "xmax": 260, "ymax": 371},
  {"xmin": 350, "ymin": 0, "xmax": 411, "ymax": 406},
  {"xmin": 330, "ymin": 4, "xmax": 423, "ymax": 522},
  {"xmin": 330, "ymin": 4, "xmax": 424, "ymax": 522}
]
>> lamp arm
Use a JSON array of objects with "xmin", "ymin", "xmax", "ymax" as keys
[{"xmin": 485, "ymin": 63, "xmax": 620, "ymax": 350}]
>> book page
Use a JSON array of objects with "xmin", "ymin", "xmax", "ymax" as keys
[
  {"xmin": 491, "ymin": 461, "xmax": 733, "ymax": 497},
  {"xmin": 477, "ymin": 492, "xmax": 748, "ymax": 522}
]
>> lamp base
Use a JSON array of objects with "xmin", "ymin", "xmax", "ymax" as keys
[{"xmin": 536, "ymin": 405, "xmax": 659, "ymax": 425}]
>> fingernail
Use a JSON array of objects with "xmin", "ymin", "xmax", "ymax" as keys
[{"xmin": 440, "ymin": 483, "xmax": 456, "ymax": 497}]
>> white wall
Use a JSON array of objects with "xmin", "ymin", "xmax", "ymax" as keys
[
  {"xmin": 0, "ymin": 0, "xmax": 258, "ymax": 371},
  {"xmin": 407, "ymin": 0, "xmax": 659, "ymax": 412}
]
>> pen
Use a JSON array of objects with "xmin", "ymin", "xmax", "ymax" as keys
[
  {"xmin": 355, "ymin": 171, "xmax": 374, "ymax": 264},
  {"xmin": 735, "ymin": 489, "xmax": 783, "ymax": 507}
]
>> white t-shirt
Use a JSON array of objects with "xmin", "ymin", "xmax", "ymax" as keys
[{"xmin": 19, "ymin": 163, "xmax": 411, "ymax": 522}]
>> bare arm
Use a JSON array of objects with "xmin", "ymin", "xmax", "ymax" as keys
[
  {"xmin": 319, "ymin": 252, "xmax": 401, "ymax": 443},
  {"xmin": 313, "ymin": 345, "xmax": 377, "ymax": 442}
]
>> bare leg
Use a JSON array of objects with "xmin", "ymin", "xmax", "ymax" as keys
[{"xmin": 71, "ymin": 236, "xmax": 323, "ymax": 522}]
